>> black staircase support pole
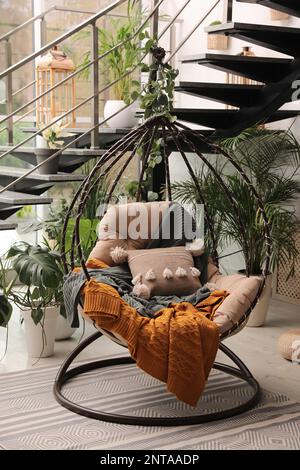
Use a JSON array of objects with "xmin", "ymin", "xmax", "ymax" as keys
[
  {"xmin": 223, "ymin": 0, "xmax": 233, "ymax": 22},
  {"xmin": 91, "ymin": 21, "xmax": 100, "ymax": 149},
  {"xmin": 150, "ymin": 0, "xmax": 159, "ymax": 41}
]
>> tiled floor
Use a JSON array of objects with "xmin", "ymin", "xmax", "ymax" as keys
[{"xmin": 0, "ymin": 299, "xmax": 299, "ymax": 401}]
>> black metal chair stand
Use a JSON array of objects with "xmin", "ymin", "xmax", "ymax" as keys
[{"xmin": 53, "ymin": 331, "xmax": 261, "ymax": 426}]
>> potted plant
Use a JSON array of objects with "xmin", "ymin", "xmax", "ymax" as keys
[
  {"xmin": 220, "ymin": 130, "xmax": 300, "ymax": 326},
  {"xmin": 76, "ymin": 1, "xmax": 146, "ymax": 128},
  {"xmin": 172, "ymin": 129, "xmax": 300, "ymax": 326},
  {"xmin": 35, "ymin": 118, "xmax": 74, "ymax": 175},
  {"xmin": 29, "ymin": 185, "xmax": 105, "ymax": 338},
  {"xmin": 207, "ymin": 20, "xmax": 229, "ymax": 50},
  {"xmin": 6, "ymin": 242, "xmax": 65, "ymax": 357}
]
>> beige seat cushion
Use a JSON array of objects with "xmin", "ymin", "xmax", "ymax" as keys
[
  {"xmin": 89, "ymin": 201, "xmax": 169, "ymax": 266},
  {"xmin": 206, "ymin": 261, "xmax": 262, "ymax": 333},
  {"xmin": 127, "ymin": 246, "xmax": 201, "ymax": 299}
]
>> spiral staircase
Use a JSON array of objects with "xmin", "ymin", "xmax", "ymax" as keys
[{"xmin": 0, "ymin": 0, "xmax": 300, "ymax": 230}]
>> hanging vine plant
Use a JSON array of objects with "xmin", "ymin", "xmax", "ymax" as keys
[
  {"xmin": 139, "ymin": 46, "xmax": 178, "ymax": 121},
  {"xmin": 125, "ymin": 45, "xmax": 179, "ymax": 202}
]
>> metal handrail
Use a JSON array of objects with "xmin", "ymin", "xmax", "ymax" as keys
[
  {"xmin": 0, "ymin": 7, "xmax": 55, "ymax": 42},
  {"xmin": 0, "ymin": 0, "xmax": 181, "ymax": 128},
  {"xmin": 0, "ymin": 6, "xmax": 99, "ymax": 43},
  {"xmin": 0, "ymin": 80, "xmax": 36, "ymax": 106},
  {"xmin": 0, "ymin": 5, "xmax": 184, "ymax": 125},
  {"xmin": 0, "ymin": 0, "xmax": 166, "ymax": 160},
  {"xmin": 0, "ymin": 0, "xmax": 127, "ymax": 80},
  {"xmin": 0, "ymin": 0, "xmax": 194, "ymax": 193},
  {"xmin": 0, "ymin": 107, "xmax": 35, "ymax": 135},
  {"xmin": 0, "ymin": 0, "xmax": 226, "ymax": 194},
  {"xmin": 167, "ymin": 0, "xmax": 221, "ymax": 63}
]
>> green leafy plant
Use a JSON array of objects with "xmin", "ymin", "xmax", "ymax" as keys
[
  {"xmin": 0, "ymin": 257, "xmax": 16, "ymax": 328},
  {"xmin": 220, "ymin": 130, "xmax": 300, "ymax": 275},
  {"xmin": 209, "ymin": 20, "xmax": 222, "ymax": 26},
  {"xmin": 41, "ymin": 200, "xmax": 98, "ymax": 263},
  {"xmin": 0, "ymin": 295, "xmax": 12, "ymax": 328},
  {"xmin": 75, "ymin": 2, "xmax": 147, "ymax": 103},
  {"xmin": 125, "ymin": 46, "xmax": 179, "ymax": 201},
  {"xmin": 16, "ymin": 205, "xmax": 33, "ymax": 219},
  {"xmin": 139, "ymin": 53, "xmax": 179, "ymax": 120},
  {"xmin": 171, "ymin": 160, "xmax": 227, "ymax": 254},
  {"xmin": 6, "ymin": 242, "xmax": 64, "ymax": 325},
  {"xmin": 172, "ymin": 130, "xmax": 300, "ymax": 276}
]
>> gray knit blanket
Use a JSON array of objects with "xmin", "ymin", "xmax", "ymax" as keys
[{"xmin": 63, "ymin": 203, "xmax": 210, "ymax": 327}]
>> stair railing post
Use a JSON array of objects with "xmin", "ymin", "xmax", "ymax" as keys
[
  {"xmin": 5, "ymin": 40, "xmax": 13, "ymax": 145},
  {"xmin": 223, "ymin": 0, "xmax": 233, "ymax": 22},
  {"xmin": 40, "ymin": 16, "xmax": 47, "ymax": 46},
  {"xmin": 91, "ymin": 21, "xmax": 100, "ymax": 149},
  {"xmin": 150, "ymin": 0, "xmax": 159, "ymax": 47}
]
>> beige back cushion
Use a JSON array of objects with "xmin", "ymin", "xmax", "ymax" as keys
[
  {"xmin": 127, "ymin": 246, "xmax": 201, "ymax": 298},
  {"xmin": 89, "ymin": 201, "xmax": 169, "ymax": 266}
]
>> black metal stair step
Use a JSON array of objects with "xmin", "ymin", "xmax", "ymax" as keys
[
  {"xmin": 0, "ymin": 189, "xmax": 52, "ymax": 206},
  {"xmin": 205, "ymin": 22, "xmax": 300, "ymax": 56},
  {"xmin": 21, "ymin": 127, "xmax": 132, "ymax": 157},
  {"xmin": 0, "ymin": 220, "xmax": 17, "ymax": 230},
  {"xmin": 0, "ymin": 147, "xmax": 105, "ymax": 172},
  {"xmin": 180, "ymin": 53, "xmax": 292, "ymax": 84},
  {"xmin": 0, "ymin": 167, "xmax": 86, "ymax": 192},
  {"xmin": 237, "ymin": 0, "xmax": 300, "ymax": 19},
  {"xmin": 176, "ymin": 82, "xmax": 267, "ymax": 107},
  {"xmin": 172, "ymin": 108, "xmax": 300, "ymax": 129},
  {"xmin": 0, "ymin": 206, "xmax": 22, "ymax": 220}
]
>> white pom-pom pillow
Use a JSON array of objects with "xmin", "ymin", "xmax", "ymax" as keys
[{"xmin": 127, "ymin": 246, "xmax": 201, "ymax": 299}]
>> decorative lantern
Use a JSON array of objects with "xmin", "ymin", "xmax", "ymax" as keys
[{"xmin": 36, "ymin": 46, "xmax": 76, "ymax": 128}]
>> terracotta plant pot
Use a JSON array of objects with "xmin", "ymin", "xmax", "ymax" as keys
[
  {"xmin": 207, "ymin": 34, "xmax": 228, "ymax": 50},
  {"xmin": 34, "ymin": 148, "xmax": 59, "ymax": 174}
]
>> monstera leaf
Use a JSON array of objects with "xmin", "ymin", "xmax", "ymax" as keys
[
  {"xmin": 0, "ymin": 294, "xmax": 12, "ymax": 327},
  {"xmin": 7, "ymin": 242, "xmax": 62, "ymax": 289}
]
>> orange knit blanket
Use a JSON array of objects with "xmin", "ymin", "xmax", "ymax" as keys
[{"xmin": 82, "ymin": 277, "xmax": 228, "ymax": 407}]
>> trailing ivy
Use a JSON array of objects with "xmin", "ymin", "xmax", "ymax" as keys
[{"xmin": 126, "ymin": 45, "xmax": 179, "ymax": 202}]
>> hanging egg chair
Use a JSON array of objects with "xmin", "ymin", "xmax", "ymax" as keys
[{"xmin": 53, "ymin": 48, "xmax": 272, "ymax": 426}]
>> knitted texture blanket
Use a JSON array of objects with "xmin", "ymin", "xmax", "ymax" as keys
[
  {"xmin": 63, "ymin": 202, "xmax": 226, "ymax": 405},
  {"xmin": 83, "ymin": 279, "xmax": 227, "ymax": 406}
]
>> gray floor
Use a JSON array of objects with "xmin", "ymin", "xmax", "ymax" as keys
[{"xmin": 0, "ymin": 298, "xmax": 299, "ymax": 402}]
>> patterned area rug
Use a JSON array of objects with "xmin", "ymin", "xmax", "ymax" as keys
[{"xmin": 0, "ymin": 355, "xmax": 299, "ymax": 450}]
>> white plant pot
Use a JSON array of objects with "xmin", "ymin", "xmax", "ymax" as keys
[
  {"xmin": 55, "ymin": 314, "xmax": 76, "ymax": 340},
  {"xmin": 247, "ymin": 274, "xmax": 273, "ymax": 327},
  {"xmin": 104, "ymin": 100, "xmax": 138, "ymax": 129},
  {"xmin": 21, "ymin": 306, "xmax": 58, "ymax": 358}
]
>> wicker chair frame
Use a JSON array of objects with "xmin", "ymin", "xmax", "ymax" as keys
[{"xmin": 54, "ymin": 50, "xmax": 272, "ymax": 426}]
